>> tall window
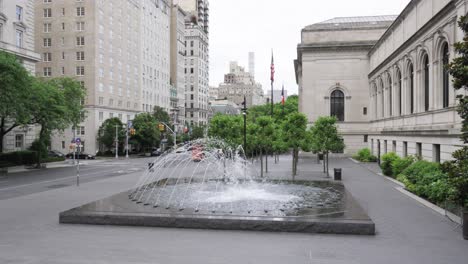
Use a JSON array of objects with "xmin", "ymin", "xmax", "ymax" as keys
[
  {"xmin": 330, "ymin": 90, "xmax": 344, "ymax": 121},
  {"xmin": 442, "ymin": 43, "xmax": 450, "ymax": 108},
  {"xmin": 409, "ymin": 63, "xmax": 414, "ymax": 114},
  {"xmin": 16, "ymin": 6, "xmax": 23, "ymax": 21},
  {"xmin": 15, "ymin": 30, "xmax": 23, "ymax": 47},
  {"xmin": 397, "ymin": 68, "xmax": 402, "ymax": 115},
  {"xmin": 423, "ymin": 54, "xmax": 430, "ymax": 111},
  {"xmin": 388, "ymin": 74, "xmax": 392, "ymax": 116}
]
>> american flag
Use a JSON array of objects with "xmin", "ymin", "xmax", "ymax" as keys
[{"xmin": 270, "ymin": 52, "xmax": 275, "ymax": 82}]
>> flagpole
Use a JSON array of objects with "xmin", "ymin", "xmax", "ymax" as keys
[{"xmin": 270, "ymin": 50, "xmax": 274, "ymax": 117}]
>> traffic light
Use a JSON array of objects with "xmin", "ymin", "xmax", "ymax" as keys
[
  {"xmin": 130, "ymin": 128, "xmax": 136, "ymax": 136},
  {"xmin": 158, "ymin": 123, "xmax": 166, "ymax": 132}
]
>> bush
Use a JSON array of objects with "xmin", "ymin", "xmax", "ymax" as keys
[
  {"xmin": 380, "ymin": 152, "xmax": 399, "ymax": 176},
  {"xmin": 391, "ymin": 156, "xmax": 416, "ymax": 177},
  {"xmin": 397, "ymin": 160, "xmax": 453, "ymax": 205},
  {"xmin": 353, "ymin": 148, "xmax": 377, "ymax": 162},
  {"xmin": 42, "ymin": 157, "xmax": 66, "ymax": 163},
  {"xmin": 0, "ymin": 151, "xmax": 38, "ymax": 167}
]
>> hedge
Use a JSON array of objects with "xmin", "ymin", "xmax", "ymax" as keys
[
  {"xmin": 353, "ymin": 148, "xmax": 377, "ymax": 162},
  {"xmin": 0, "ymin": 151, "xmax": 38, "ymax": 167}
]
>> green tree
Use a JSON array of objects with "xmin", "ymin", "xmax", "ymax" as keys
[
  {"xmin": 282, "ymin": 112, "xmax": 310, "ymax": 177},
  {"xmin": 191, "ymin": 125, "xmax": 205, "ymax": 140},
  {"xmin": 310, "ymin": 116, "xmax": 345, "ymax": 176},
  {"xmin": 0, "ymin": 51, "xmax": 34, "ymax": 152},
  {"xmin": 29, "ymin": 78, "xmax": 86, "ymax": 164},
  {"xmin": 131, "ymin": 113, "xmax": 160, "ymax": 152},
  {"xmin": 208, "ymin": 114, "xmax": 243, "ymax": 146},
  {"xmin": 443, "ymin": 15, "xmax": 468, "ymax": 210},
  {"xmin": 153, "ymin": 106, "xmax": 171, "ymax": 125},
  {"xmin": 97, "ymin": 118, "xmax": 125, "ymax": 152}
]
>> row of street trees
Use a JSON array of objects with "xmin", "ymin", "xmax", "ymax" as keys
[
  {"xmin": 97, "ymin": 106, "xmax": 205, "ymax": 154},
  {"xmin": 0, "ymin": 51, "xmax": 86, "ymax": 159},
  {"xmin": 208, "ymin": 96, "xmax": 345, "ymax": 177}
]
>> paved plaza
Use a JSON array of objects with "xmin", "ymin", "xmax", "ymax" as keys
[{"xmin": 0, "ymin": 155, "xmax": 467, "ymax": 264}]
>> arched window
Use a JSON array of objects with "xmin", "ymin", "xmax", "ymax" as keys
[
  {"xmin": 409, "ymin": 63, "xmax": 414, "ymax": 114},
  {"xmin": 330, "ymin": 90, "xmax": 344, "ymax": 121},
  {"xmin": 388, "ymin": 73, "xmax": 392, "ymax": 116},
  {"xmin": 442, "ymin": 43, "xmax": 449, "ymax": 108},
  {"xmin": 423, "ymin": 54, "xmax": 430, "ymax": 111},
  {"xmin": 396, "ymin": 68, "xmax": 402, "ymax": 116},
  {"xmin": 380, "ymin": 79, "xmax": 385, "ymax": 118}
]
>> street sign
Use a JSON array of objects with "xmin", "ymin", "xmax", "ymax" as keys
[
  {"xmin": 75, "ymin": 138, "xmax": 81, "ymax": 144},
  {"xmin": 127, "ymin": 120, "xmax": 133, "ymax": 128}
]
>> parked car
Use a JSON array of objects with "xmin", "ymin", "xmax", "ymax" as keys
[
  {"xmin": 151, "ymin": 149, "xmax": 162, "ymax": 157},
  {"xmin": 65, "ymin": 153, "xmax": 95, "ymax": 160},
  {"xmin": 48, "ymin": 150, "xmax": 64, "ymax": 157}
]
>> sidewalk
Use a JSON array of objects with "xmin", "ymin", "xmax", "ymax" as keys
[{"xmin": 0, "ymin": 156, "xmax": 466, "ymax": 264}]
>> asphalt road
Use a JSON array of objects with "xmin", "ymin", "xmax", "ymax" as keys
[{"xmin": 0, "ymin": 157, "xmax": 157, "ymax": 200}]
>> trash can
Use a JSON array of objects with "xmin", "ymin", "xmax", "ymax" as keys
[{"xmin": 334, "ymin": 168, "xmax": 342, "ymax": 181}]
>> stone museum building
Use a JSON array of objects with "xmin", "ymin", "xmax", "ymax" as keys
[{"xmin": 295, "ymin": 0, "xmax": 468, "ymax": 161}]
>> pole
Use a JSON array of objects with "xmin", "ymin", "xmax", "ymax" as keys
[
  {"xmin": 125, "ymin": 124, "xmax": 129, "ymax": 159},
  {"xmin": 271, "ymin": 80, "xmax": 274, "ymax": 116},
  {"xmin": 243, "ymin": 96, "xmax": 247, "ymax": 152},
  {"xmin": 115, "ymin": 125, "xmax": 118, "ymax": 159},
  {"xmin": 72, "ymin": 126, "xmax": 76, "ymax": 165},
  {"xmin": 76, "ymin": 145, "xmax": 80, "ymax": 186}
]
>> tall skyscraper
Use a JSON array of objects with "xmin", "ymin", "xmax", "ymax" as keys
[
  {"xmin": 179, "ymin": 0, "xmax": 210, "ymax": 127},
  {"xmin": 34, "ymin": 0, "xmax": 171, "ymax": 154},
  {"xmin": 248, "ymin": 52, "xmax": 255, "ymax": 79},
  {"xmin": 0, "ymin": 0, "xmax": 41, "ymax": 152}
]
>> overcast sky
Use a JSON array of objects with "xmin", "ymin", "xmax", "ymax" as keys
[{"xmin": 209, "ymin": 0, "xmax": 411, "ymax": 95}]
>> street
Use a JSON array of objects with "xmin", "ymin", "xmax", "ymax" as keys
[{"xmin": 0, "ymin": 157, "xmax": 157, "ymax": 201}]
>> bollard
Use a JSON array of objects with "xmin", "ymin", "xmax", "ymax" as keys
[
  {"xmin": 148, "ymin": 163, "xmax": 155, "ymax": 172},
  {"xmin": 334, "ymin": 168, "xmax": 342, "ymax": 181},
  {"xmin": 463, "ymin": 211, "xmax": 468, "ymax": 240}
]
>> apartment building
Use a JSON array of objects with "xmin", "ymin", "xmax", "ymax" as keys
[{"xmin": 0, "ymin": 0, "xmax": 41, "ymax": 152}]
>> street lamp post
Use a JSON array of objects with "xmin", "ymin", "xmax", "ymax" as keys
[
  {"xmin": 160, "ymin": 122, "xmax": 176, "ymax": 149},
  {"xmin": 115, "ymin": 125, "xmax": 119, "ymax": 159},
  {"xmin": 242, "ymin": 96, "xmax": 247, "ymax": 153}
]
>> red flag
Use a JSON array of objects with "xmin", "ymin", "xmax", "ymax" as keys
[
  {"xmin": 270, "ymin": 52, "xmax": 275, "ymax": 82},
  {"xmin": 281, "ymin": 84, "xmax": 285, "ymax": 105}
]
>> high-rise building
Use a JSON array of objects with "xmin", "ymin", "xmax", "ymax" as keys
[
  {"xmin": 34, "ymin": 0, "xmax": 171, "ymax": 154},
  {"xmin": 170, "ymin": 4, "xmax": 187, "ymax": 132},
  {"xmin": 0, "ymin": 0, "xmax": 41, "ymax": 152},
  {"xmin": 180, "ymin": 0, "xmax": 209, "ymax": 127},
  {"xmin": 177, "ymin": 0, "xmax": 209, "ymax": 34},
  {"xmin": 218, "ymin": 61, "xmax": 264, "ymax": 107},
  {"xmin": 248, "ymin": 52, "xmax": 255, "ymax": 79},
  {"xmin": 141, "ymin": 0, "xmax": 171, "ymax": 113}
]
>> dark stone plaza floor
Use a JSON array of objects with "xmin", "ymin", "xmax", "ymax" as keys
[{"xmin": 0, "ymin": 155, "xmax": 467, "ymax": 263}]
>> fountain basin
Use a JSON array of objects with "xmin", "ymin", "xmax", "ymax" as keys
[{"xmin": 59, "ymin": 180, "xmax": 375, "ymax": 235}]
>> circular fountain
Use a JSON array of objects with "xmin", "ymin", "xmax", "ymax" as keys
[{"xmin": 60, "ymin": 139, "xmax": 375, "ymax": 235}]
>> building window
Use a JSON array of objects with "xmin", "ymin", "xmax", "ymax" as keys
[
  {"xmin": 16, "ymin": 6, "xmax": 23, "ymax": 21},
  {"xmin": 16, "ymin": 30, "xmax": 23, "ymax": 47},
  {"xmin": 442, "ymin": 43, "xmax": 450, "ymax": 108},
  {"xmin": 43, "ymin": 52, "xmax": 52, "ymax": 62},
  {"xmin": 99, "ymin": 112, "xmax": 103, "ymax": 121},
  {"xmin": 388, "ymin": 73, "xmax": 392, "ymax": 116},
  {"xmin": 409, "ymin": 63, "xmax": 414, "ymax": 114},
  {"xmin": 364, "ymin": 135, "xmax": 368, "ymax": 143},
  {"xmin": 423, "ymin": 54, "xmax": 430, "ymax": 111},
  {"xmin": 99, "ymin": 97, "xmax": 104, "ymax": 105},
  {"xmin": 43, "ymin": 23, "xmax": 51, "ymax": 33},
  {"xmin": 43, "ymin": 8, "xmax": 52, "ymax": 18},
  {"xmin": 76, "ymin": 36, "xmax": 85, "ymax": 46},
  {"xmin": 76, "ymin": 51, "xmax": 84, "ymax": 61},
  {"xmin": 76, "ymin": 21, "xmax": 85, "ymax": 31},
  {"xmin": 43, "ymin": 38, "xmax": 51, "ymax": 47},
  {"xmin": 433, "ymin": 144, "xmax": 441, "ymax": 163},
  {"xmin": 76, "ymin": 7, "xmax": 85, "ymax": 16},
  {"xmin": 403, "ymin": 141, "xmax": 408, "ymax": 157},
  {"xmin": 416, "ymin": 142, "xmax": 422, "ymax": 158},
  {"xmin": 76, "ymin": 66, "xmax": 84, "ymax": 76},
  {"xmin": 397, "ymin": 68, "xmax": 402, "ymax": 116},
  {"xmin": 44, "ymin": 0, "xmax": 52, "ymax": 3},
  {"xmin": 62, "ymin": 141, "xmax": 65, "ymax": 149},
  {"xmin": 43, "ymin": 67, "xmax": 51, "ymax": 77},
  {"xmin": 392, "ymin": 141, "xmax": 397, "ymax": 152},
  {"xmin": 15, "ymin": 134, "xmax": 24, "ymax": 149},
  {"xmin": 330, "ymin": 90, "xmax": 344, "ymax": 121}
]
